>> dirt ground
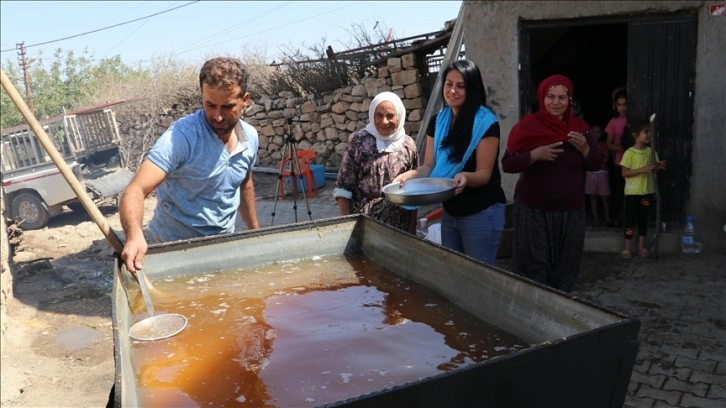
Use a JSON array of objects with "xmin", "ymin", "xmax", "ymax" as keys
[
  {"xmin": 0, "ymin": 172, "xmax": 636, "ymax": 407},
  {"xmin": 0, "ymin": 173, "xmax": 291, "ymax": 407}
]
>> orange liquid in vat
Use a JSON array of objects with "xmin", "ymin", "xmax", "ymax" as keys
[{"xmin": 130, "ymin": 255, "xmax": 528, "ymax": 407}]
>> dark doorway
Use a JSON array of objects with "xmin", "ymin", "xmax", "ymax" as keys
[
  {"xmin": 523, "ymin": 23, "xmax": 627, "ymax": 129},
  {"xmin": 518, "ymin": 13, "xmax": 697, "ymax": 224}
]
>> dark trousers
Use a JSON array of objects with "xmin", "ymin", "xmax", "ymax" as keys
[{"xmin": 623, "ymin": 194, "xmax": 653, "ymax": 239}]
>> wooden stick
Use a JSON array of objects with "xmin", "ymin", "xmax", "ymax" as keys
[{"xmin": 647, "ymin": 113, "xmax": 661, "ymax": 258}]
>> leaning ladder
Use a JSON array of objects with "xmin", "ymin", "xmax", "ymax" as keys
[{"xmin": 415, "ymin": 2, "xmax": 467, "ymax": 155}]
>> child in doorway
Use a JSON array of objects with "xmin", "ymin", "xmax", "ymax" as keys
[
  {"xmin": 585, "ymin": 124, "xmax": 613, "ymax": 227},
  {"xmin": 606, "ymin": 87, "xmax": 628, "ymax": 227},
  {"xmin": 619, "ymin": 120, "xmax": 666, "ymax": 259}
]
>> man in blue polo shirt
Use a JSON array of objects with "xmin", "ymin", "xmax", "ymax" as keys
[{"xmin": 119, "ymin": 57, "xmax": 260, "ymax": 274}]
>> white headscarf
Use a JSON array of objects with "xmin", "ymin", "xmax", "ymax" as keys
[{"xmin": 364, "ymin": 91, "xmax": 407, "ymax": 153}]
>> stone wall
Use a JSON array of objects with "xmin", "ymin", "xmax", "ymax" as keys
[
  {"xmin": 117, "ymin": 52, "xmax": 427, "ymax": 170},
  {"xmin": 247, "ymin": 52, "xmax": 426, "ymax": 169}
]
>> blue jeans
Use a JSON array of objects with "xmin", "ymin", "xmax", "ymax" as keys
[{"xmin": 441, "ymin": 203, "xmax": 505, "ymax": 265}]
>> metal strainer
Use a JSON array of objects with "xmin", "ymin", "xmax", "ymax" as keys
[{"xmin": 128, "ymin": 269, "xmax": 187, "ymax": 341}]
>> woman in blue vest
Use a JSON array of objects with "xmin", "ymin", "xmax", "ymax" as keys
[{"xmin": 394, "ymin": 59, "xmax": 506, "ymax": 264}]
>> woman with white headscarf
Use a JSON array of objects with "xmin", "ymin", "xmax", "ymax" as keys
[{"xmin": 334, "ymin": 91, "xmax": 419, "ymax": 233}]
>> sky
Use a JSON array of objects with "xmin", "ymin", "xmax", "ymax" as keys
[{"xmin": 0, "ymin": 1, "xmax": 462, "ymax": 69}]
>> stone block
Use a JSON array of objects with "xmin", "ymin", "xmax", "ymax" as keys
[
  {"xmin": 245, "ymin": 104, "xmax": 265, "ymax": 116},
  {"xmin": 631, "ymin": 370, "xmax": 666, "ymax": 388},
  {"xmin": 298, "ymin": 139, "xmax": 312, "ymax": 151},
  {"xmin": 403, "ymin": 97, "xmax": 423, "ymax": 110},
  {"xmin": 321, "ymin": 118, "xmax": 334, "ymax": 128},
  {"xmin": 404, "ymin": 83, "xmax": 423, "ymax": 98},
  {"xmin": 334, "ymin": 141, "xmax": 347, "ymax": 155},
  {"xmin": 332, "ymin": 113, "xmax": 346, "ymax": 124},
  {"xmin": 324, "ymin": 127, "xmax": 338, "ymax": 141},
  {"xmin": 636, "ymin": 385, "xmax": 681, "ymax": 406},
  {"xmin": 331, "ymin": 101, "xmax": 350, "ymax": 114},
  {"xmin": 663, "ymin": 377, "xmax": 708, "ymax": 397},
  {"xmin": 341, "ymin": 94, "xmax": 363, "ymax": 103},
  {"xmin": 391, "ymin": 69, "xmax": 419, "ymax": 86},
  {"xmin": 301, "ymin": 101, "xmax": 316, "ymax": 114},
  {"xmin": 364, "ymin": 79, "xmax": 378, "ymax": 97},
  {"xmin": 293, "ymin": 126, "xmax": 304, "ymax": 139},
  {"xmin": 282, "ymin": 108, "xmax": 296, "ymax": 118},
  {"xmin": 404, "ymin": 121, "xmax": 421, "ymax": 134},
  {"xmin": 402, "ymin": 53, "xmax": 416, "ymax": 69},
  {"xmin": 376, "ymin": 77, "xmax": 388, "ymax": 88},
  {"xmin": 285, "ymin": 97, "xmax": 298, "ymax": 108},
  {"xmin": 623, "ymin": 395, "xmax": 655, "ymax": 408},
  {"xmin": 674, "ymin": 355, "xmax": 718, "ymax": 373},
  {"xmin": 272, "ymin": 118, "xmax": 287, "ymax": 128},
  {"xmin": 262, "ymin": 125, "xmax": 275, "ymax": 137},
  {"xmin": 387, "ymin": 57, "xmax": 402, "ymax": 73},
  {"xmin": 649, "ymin": 362, "xmax": 691, "ymax": 381},
  {"xmin": 378, "ymin": 67, "xmax": 390, "ymax": 78},
  {"xmin": 681, "ymin": 394, "xmax": 725, "ymax": 408},
  {"xmin": 351, "ymin": 84, "xmax": 367, "ymax": 96},
  {"xmin": 708, "ymin": 384, "xmax": 726, "ymax": 399},
  {"xmin": 699, "ymin": 348, "xmax": 726, "ymax": 363},
  {"xmin": 346, "ymin": 121, "xmax": 357, "ymax": 132},
  {"xmin": 268, "ymin": 110, "xmax": 283, "ymax": 119},
  {"xmin": 272, "ymin": 99, "xmax": 286, "ymax": 109},
  {"xmin": 345, "ymin": 110, "xmax": 358, "ymax": 121},
  {"xmin": 652, "ymin": 402, "xmax": 679, "ymax": 408},
  {"xmin": 408, "ymin": 109, "xmax": 422, "ymax": 122},
  {"xmin": 690, "ymin": 370, "xmax": 726, "ymax": 387},
  {"xmin": 317, "ymin": 102, "xmax": 332, "ymax": 112}
]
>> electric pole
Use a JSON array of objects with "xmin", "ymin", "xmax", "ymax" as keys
[{"xmin": 16, "ymin": 42, "xmax": 34, "ymax": 113}]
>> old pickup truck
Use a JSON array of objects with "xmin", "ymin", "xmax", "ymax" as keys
[{"xmin": 1, "ymin": 103, "xmax": 133, "ymax": 229}]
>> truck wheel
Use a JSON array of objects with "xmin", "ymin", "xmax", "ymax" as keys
[{"xmin": 11, "ymin": 192, "xmax": 50, "ymax": 230}]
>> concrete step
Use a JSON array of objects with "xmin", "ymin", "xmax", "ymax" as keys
[{"xmin": 494, "ymin": 228, "xmax": 682, "ymax": 258}]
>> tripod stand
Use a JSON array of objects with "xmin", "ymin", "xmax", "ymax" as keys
[{"xmin": 270, "ymin": 118, "xmax": 313, "ymax": 226}]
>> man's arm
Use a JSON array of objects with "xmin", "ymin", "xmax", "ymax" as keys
[
  {"xmin": 238, "ymin": 172, "xmax": 259, "ymax": 229},
  {"xmin": 119, "ymin": 160, "xmax": 167, "ymax": 274}
]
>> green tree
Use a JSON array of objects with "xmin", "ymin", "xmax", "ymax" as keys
[
  {"xmin": 0, "ymin": 62, "xmax": 24, "ymax": 129},
  {"xmin": 1, "ymin": 48, "xmax": 134, "ymax": 129}
]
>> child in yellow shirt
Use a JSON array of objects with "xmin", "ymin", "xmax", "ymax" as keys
[{"xmin": 619, "ymin": 120, "xmax": 666, "ymax": 259}]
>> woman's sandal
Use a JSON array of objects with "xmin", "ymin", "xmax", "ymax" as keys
[{"xmin": 621, "ymin": 249, "xmax": 632, "ymax": 259}]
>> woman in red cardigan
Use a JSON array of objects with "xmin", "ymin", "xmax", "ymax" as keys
[{"xmin": 502, "ymin": 74, "xmax": 603, "ymax": 292}]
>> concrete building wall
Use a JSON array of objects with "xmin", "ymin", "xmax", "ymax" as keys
[{"xmin": 463, "ymin": 1, "xmax": 726, "ymax": 243}]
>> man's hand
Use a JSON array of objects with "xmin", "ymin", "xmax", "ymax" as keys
[{"xmin": 121, "ymin": 234, "xmax": 148, "ymax": 275}]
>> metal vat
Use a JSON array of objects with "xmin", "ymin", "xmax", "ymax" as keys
[{"xmin": 112, "ymin": 215, "xmax": 638, "ymax": 407}]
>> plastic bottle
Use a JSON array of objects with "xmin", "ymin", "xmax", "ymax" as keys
[{"xmin": 680, "ymin": 215, "xmax": 702, "ymax": 254}]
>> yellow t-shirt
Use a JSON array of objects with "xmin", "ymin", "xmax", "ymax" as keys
[{"xmin": 620, "ymin": 146, "xmax": 659, "ymax": 195}]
